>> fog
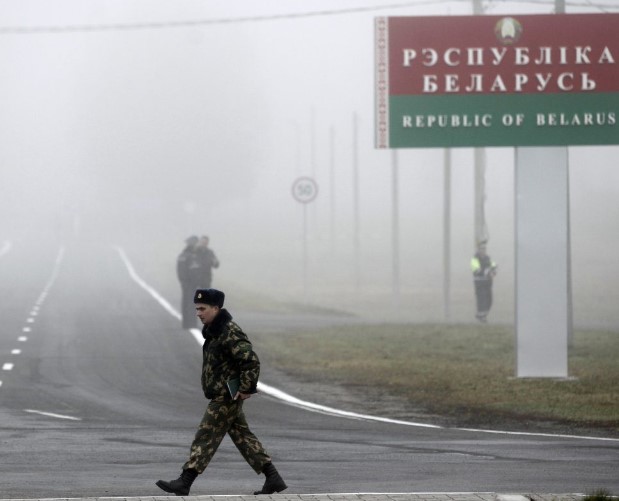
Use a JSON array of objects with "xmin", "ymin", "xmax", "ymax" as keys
[{"xmin": 1, "ymin": 0, "xmax": 618, "ymax": 327}]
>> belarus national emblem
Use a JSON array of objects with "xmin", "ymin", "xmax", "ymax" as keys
[{"xmin": 494, "ymin": 17, "xmax": 523, "ymax": 45}]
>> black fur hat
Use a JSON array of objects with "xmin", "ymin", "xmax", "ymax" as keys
[{"xmin": 193, "ymin": 288, "xmax": 225, "ymax": 308}]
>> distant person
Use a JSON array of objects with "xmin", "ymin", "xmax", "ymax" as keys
[
  {"xmin": 471, "ymin": 241, "xmax": 497, "ymax": 323},
  {"xmin": 196, "ymin": 235, "xmax": 220, "ymax": 288},
  {"xmin": 156, "ymin": 288, "xmax": 287, "ymax": 496},
  {"xmin": 177, "ymin": 235, "xmax": 200, "ymax": 329}
]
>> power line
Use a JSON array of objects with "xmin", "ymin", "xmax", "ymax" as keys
[
  {"xmin": 497, "ymin": 0, "xmax": 619, "ymax": 11},
  {"xmin": 0, "ymin": 0, "xmax": 616, "ymax": 35},
  {"xmin": 0, "ymin": 1, "xmax": 443, "ymax": 35}
]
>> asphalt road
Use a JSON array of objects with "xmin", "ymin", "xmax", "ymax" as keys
[{"xmin": 0, "ymin": 240, "xmax": 617, "ymax": 499}]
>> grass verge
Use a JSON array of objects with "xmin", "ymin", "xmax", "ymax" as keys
[
  {"xmin": 259, "ymin": 323, "xmax": 619, "ymax": 435},
  {"xmin": 583, "ymin": 489, "xmax": 616, "ymax": 501}
]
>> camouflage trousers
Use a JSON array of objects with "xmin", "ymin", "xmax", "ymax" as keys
[{"xmin": 182, "ymin": 397, "xmax": 271, "ymax": 474}]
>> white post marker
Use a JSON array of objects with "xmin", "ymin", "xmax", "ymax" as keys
[{"xmin": 515, "ymin": 147, "xmax": 569, "ymax": 378}]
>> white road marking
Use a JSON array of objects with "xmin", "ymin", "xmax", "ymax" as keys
[
  {"xmin": 202, "ymin": 328, "xmax": 440, "ymax": 428},
  {"xmin": 33, "ymin": 247, "xmax": 64, "ymax": 308},
  {"xmin": 258, "ymin": 379, "xmax": 442, "ymax": 428},
  {"xmin": 189, "ymin": 327, "xmax": 204, "ymax": 345},
  {"xmin": 0, "ymin": 247, "xmax": 65, "ymax": 397},
  {"xmin": 117, "ymin": 246, "xmax": 619, "ymax": 443},
  {"xmin": 115, "ymin": 246, "xmax": 181, "ymax": 321},
  {"xmin": 24, "ymin": 409, "xmax": 82, "ymax": 421}
]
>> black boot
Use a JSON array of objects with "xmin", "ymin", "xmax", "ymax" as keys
[
  {"xmin": 156, "ymin": 468, "xmax": 199, "ymax": 496},
  {"xmin": 254, "ymin": 462, "xmax": 287, "ymax": 495}
]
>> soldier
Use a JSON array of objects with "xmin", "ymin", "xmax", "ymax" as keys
[
  {"xmin": 156, "ymin": 288, "xmax": 287, "ymax": 496},
  {"xmin": 176, "ymin": 236, "xmax": 200, "ymax": 329},
  {"xmin": 196, "ymin": 235, "xmax": 220, "ymax": 288},
  {"xmin": 471, "ymin": 241, "xmax": 498, "ymax": 323}
]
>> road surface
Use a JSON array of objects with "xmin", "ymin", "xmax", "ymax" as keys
[{"xmin": 0, "ymin": 240, "xmax": 617, "ymax": 498}]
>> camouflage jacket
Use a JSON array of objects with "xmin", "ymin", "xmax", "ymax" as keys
[{"xmin": 200, "ymin": 308, "xmax": 260, "ymax": 399}]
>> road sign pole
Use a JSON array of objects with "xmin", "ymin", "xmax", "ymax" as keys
[
  {"xmin": 292, "ymin": 177, "xmax": 319, "ymax": 302},
  {"xmin": 303, "ymin": 203, "xmax": 308, "ymax": 301}
]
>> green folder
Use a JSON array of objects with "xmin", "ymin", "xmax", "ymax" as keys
[{"xmin": 226, "ymin": 377, "xmax": 241, "ymax": 398}]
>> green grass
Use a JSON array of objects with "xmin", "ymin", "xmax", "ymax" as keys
[
  {"xmin": 259, "ymin": 323, "xmax": 619, "ymax": 434},
  {"xmin": 583, "ymin": 489, "xmax": 615, "ymax": 501}
]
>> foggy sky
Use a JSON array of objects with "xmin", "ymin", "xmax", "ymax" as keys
[{"xmin": 1, "ymin": 0, "xmax": 618, "ymax": 327}]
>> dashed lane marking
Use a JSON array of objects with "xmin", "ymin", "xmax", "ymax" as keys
[{"xmin": 0, "ymin": 247, "xmax": 65, "ymax": 396}]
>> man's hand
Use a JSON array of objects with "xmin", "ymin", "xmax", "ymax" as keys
[{"xmin": 233, "ymin": 392, "xmax": 252, "ymax": 401}]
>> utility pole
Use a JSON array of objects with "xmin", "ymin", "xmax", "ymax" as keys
[
  {"xmin": 443, "ymin": 149, "xmax": 452, "ymax": 321},
  {"xmin": 352, "ymin": 112, "xmax": 360, "ymax": 290},
  {"xmin": 329, "ymin": 126, "xmax": 336, "ymax": 253},
  {"xmin": 474, "ymin": 149, "xmax": 487, "ymax": 245},
  {"xmin": 554, "ymin": 0, "xmax": 574, "ymax": 348},
  {"xmin": 391, "ymin": 150, "xmax": 400, "ymax": 305},
  {"xmin": 472, "ymin": 0, "xmax": 487, "ymax": 248},
  {"xmin": 555, "ymin": 0, "xmax": 566, "ymax": 13}
]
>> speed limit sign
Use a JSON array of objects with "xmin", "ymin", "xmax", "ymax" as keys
[{"xmin": 291, "ymin": 177, "xmax": 318, "ymax": 204}]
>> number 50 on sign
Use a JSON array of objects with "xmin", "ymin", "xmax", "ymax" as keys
[{"xmin": 292, "ymin": 177, "xmax": 318, "ymax": 204}]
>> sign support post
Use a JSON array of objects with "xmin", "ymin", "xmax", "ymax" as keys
[
  {"xmin": 292, "ymin": 177, "xmax": 319, "ymax": 302},
  {"xmin": 515, "ymin": 147, "xmax": 569, "ymax": 377},
  {"xmin": 375, "ymin": 13, "xmax": 619, "ymax": 378}
]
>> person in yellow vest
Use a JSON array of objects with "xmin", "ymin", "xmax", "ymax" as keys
[{"xmin": 471, "ymin": 241, "xmax": 497, "ymax": 323}]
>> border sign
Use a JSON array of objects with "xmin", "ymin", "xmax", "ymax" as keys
[{"xmin": 375, "ymin": 13, "xmax": 619, "ymax": 148}]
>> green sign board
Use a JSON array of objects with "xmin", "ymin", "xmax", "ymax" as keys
[{"xmin": 375, "ymin": 14, "xmax": 619, "ymax": 148}]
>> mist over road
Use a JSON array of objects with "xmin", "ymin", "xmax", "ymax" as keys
[{"xmin": 0, "ymin": 240, "xmax": 617, "ymax": 498}]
